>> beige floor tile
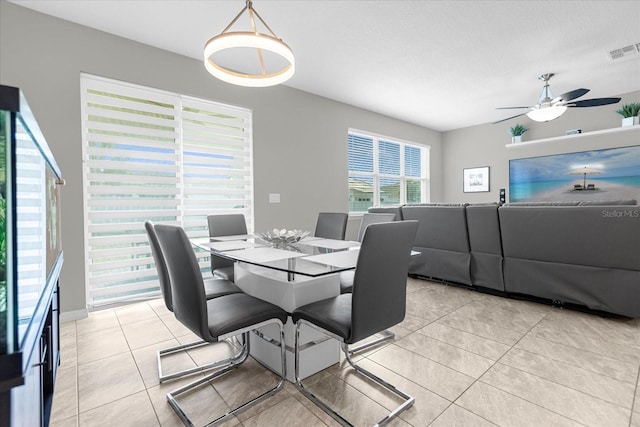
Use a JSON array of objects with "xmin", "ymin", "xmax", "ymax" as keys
[
  {"xmin": 338, "ymin": 358, "xmax": 451, "ymax": 426},
  {"xmin": 396, "ymin": 332, "xmax": 494, "ymax": 378},
  {"xmin": 515, "ymin": 335, "xmax": 637, "ymax": 383},
  {"xmin": 77, "ymin": 352, "xmax": 146, "ymax": 413},
  {"xmin": 297, "ymin": 371, "xmax": 396, "ymax": 426},
  {"xmin": 406, "ymin": 287, "xmax": 476, "ymax": 319},
  {"xmin": 397, "ymin": 312, "xmax": 433, "ymax": 332},
  {"xmin": 50, "ymin": 415, "xmax": 78, "ymax": 427},
  {"xmin": 368, "ymin": 344, "xmax": 474, "ymax": 401},
  {"xmin": 183, "ymin": 338, "xmax": 242, "ymax": 368},
  {"xmin": 158, "ymin": 312, "xmax": 193, "ymax": 337},
  {"xmin": 120, "ymin": 317, "xmax": 174, "ymax": 350},
  {"xmin": 481, "ymin": 363, "xmax": 631, "ymax": 426},
  {"xmin": 131, "ymin": 338, "xmax": 201, "ymax": 388},
  {"xmin": 76, "ymin": 309, "xmax": 119, "ymax": 336},
  {"xmin": 53, "ymin": 280, "xmax": 640, "ymax": 427},
  {"xmin": 405, "ymin": 301, "xmax": 443, "ymax": 321},
  {"xmin": 501, "ymin": 347, "xmax": 635, "ymax": 409},
  {"xmin": 76, "ymin": 325, "xmax": 130, "ymax": 365},
  {"xmin": 541, "ymin": 309, "xmax": 640, "ymax": 348},
  {"xmin": 147, "ymin": 376, "xmax": 239, "ymax": 427},
  {"xmin": 457, "ymin": 381, "xmax": 583, "ymax": 427},
  {"xmin": 242, "ymin": 395, "xmax": 325, "ymax": 427},
  {"xmin": 451, "ymin": 299, "xmax": 546, "ymax": 333},
  {"xmin": 418, "ymin": 322, "xmax": 511, "ymax": 361},
  {"xmin": 212, "ymin": 357, "xmax": 284, "ymax": 410},
  {"xmin": 50, "ymin": 365, "xmax": 78, "ymax": 422},
  {"xmin": 114, "ymin": 301, "xmax": 158, "ymax": 325},
  {"xmin": 437, "ymin": 312, "xmax": 524, "ymax": 346},
  {"xmin": 430, "ymin": 404, "xmax": 498, "ymax": 427},
  {"xmin": 78, "ymin": 390, "xmax": 158, "ymax": 426},
  {"xmin": 290, "ymin": 390, "xmax": 341, "ymax": 427},
  {"xmin": 60, "ymin": 320, "xmax": 77, "ymax": 339},
  {"xmin": 232, "ymin": 383, "xmax": 293, "ymax": 423},
  {"xmin": 60, "ymin": 337, "xmax": 78, "ymax": 368},
  {"xmin": 529, "ymin": 322, "xmax": 640, "ymax": 364}
]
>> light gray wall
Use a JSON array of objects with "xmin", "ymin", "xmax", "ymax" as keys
[
  {"xmin": 0, "ymin": 1, "xmax": 442, "ymax": 314},
  {"xmin": 442, "ymin": 90, "xmax": 640, "ymax": 203}
]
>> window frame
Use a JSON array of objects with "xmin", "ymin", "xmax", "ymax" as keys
[
  {"xmin": 80, "ymin": 74, "xmax": 253, "ymax": 308},
  {"xmin": 348, "ymin": 128, "xmax": 429, "ymax": 213}
]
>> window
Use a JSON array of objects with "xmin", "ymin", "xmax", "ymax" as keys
[
  {"xmin": 81, "ymin": 74, "xmax": 253, "ymax": 308},
  {"xmin": 348, "ymin": 130, "xmax": 429, "ymax": 212}
]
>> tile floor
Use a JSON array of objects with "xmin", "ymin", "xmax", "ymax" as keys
[{"xmin": 50, "ymin": 277, "xmax": 640, "ymax": 426}]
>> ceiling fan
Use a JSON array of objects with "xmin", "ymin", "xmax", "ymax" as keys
[{"xmin": 493, "ymin": 73, "xmax": 621, "ymax": 124}]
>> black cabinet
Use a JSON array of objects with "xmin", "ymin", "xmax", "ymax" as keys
[{"xmin": 0, "ymin": 85, "xmax": 64, "ymax": 426}]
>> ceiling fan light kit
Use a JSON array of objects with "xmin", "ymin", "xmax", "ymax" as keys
[
  {"xmin": 204, "ymin": 0, "xmax": 295, "ymax": 87},
  {"xmin": 526, "ymin": 105, "xmax": 568, "ymax": 122},
  {"xmin": 494, "ymin": 73, "xmax": 621, "ymax": 124}
]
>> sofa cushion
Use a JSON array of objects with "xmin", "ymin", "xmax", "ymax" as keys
[
  {"xmin": 401, "ymin": 205, "xmax": 470, "ymax": 252},
  {"xmin": 499, "ymin": 205, "xmax": 640, "ymax": 271}
]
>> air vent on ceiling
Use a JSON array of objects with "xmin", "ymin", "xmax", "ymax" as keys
[{"xmin": 608, "ymin": 43, "xmax": 640, "ymax": 61}]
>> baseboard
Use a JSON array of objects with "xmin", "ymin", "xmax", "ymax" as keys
[{"xmin": 60, "ymin": 308, "xmax": 88, "ymax": 323}]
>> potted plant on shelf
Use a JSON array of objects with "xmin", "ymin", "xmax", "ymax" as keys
[
  {"xmin": 508, "ymin": 123, "xmax": 529, "ymax": 143},
  {"xmin": 615, "ymin": 102, "xmax": 640, "ymax": 127}
]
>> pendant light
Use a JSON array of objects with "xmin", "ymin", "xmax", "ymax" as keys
[{"xmin": 204, "ymin": 0, "xmax": 295, "ymax": 87}]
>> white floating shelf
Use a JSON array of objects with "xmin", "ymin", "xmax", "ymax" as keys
[{"xmin": 505, "ymin": 125, "xmax": 640, "ymax": 148}]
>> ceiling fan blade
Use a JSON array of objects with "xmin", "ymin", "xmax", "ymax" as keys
[
  {"xmin": 496, "ymin": 106, "xmax": 532, "ymax": 110},
  {"xmin": 552, "ymin": 88, "xmax": 589, "ymax": 103},
  {"xmin": 493, "ymin": 112, "xmax": 528, "ymax": 124},
  {"xmin": 569, "ymin": 97, "xmax": 622, "ymax": 107}
]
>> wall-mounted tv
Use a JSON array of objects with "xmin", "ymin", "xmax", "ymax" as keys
[{"xmin": 509, "ymin": 145, "xmax": 640, "ymax": 203}]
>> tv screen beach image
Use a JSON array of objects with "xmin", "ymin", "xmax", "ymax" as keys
[{"xmin": 509, "ymin": 145, "xmax": 640, "ymax": 202}]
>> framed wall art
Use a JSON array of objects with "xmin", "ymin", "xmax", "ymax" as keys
[
  {"xmin": 463, "ymin": 166, "xmax": 490, "ymax": 193},
  {"xmin": 509, "ymin": 145, "xmax": 640, "ymax": 202}
]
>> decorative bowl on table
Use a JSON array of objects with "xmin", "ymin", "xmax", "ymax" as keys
[{"xmin": 256, "ymin": 229, "xmax": 310, "ymax": 248}]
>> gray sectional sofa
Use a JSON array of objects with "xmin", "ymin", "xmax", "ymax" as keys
[{"xmin": 368, "ymin": 200, "xmax": 640, "ymax": 317}]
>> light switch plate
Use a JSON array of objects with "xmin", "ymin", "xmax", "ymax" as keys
[{"xmin": 269, "ymin": 193, "xmax": 280, "ymax": 203}]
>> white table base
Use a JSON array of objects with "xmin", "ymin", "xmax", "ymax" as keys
[{"xmin": 234, "ymin": 262, "xmax": 340, "ymax": 381}]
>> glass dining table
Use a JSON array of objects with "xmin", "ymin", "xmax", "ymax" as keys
[
  {"xmin": 190, "ymin": 234, "xmax": 360, "ymax": 381},
  {"xmin": 192, "ymin": 234, "xmax": 361, "ymax": 281}
]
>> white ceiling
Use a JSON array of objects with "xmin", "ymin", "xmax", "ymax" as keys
[{"xmin": 9, "ymin": 0, "xmax": 640, "ymax": 132}]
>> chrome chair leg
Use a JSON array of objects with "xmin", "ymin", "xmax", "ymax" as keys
[
  {"xmin": 167, "ymin": 320, "xmax": 286, "ymax": 426},
  {"xmin": 294, "ymin": 320, "xmax": 414, "ymax": 427},
  {"xmin": 158, "ymin": 338, "xmax": 245, "ymax": 383},
  {"xmin": 348, "ymin": 329, "xmax": 395, "ymax": 355}
]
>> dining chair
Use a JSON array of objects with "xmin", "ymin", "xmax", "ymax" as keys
[
  {"xmin": 355, "ymin": 212, "xmax": 397, "ymax": 242},
  {"xmin": 338, "ymin": 213, "xmax": 399, "ymax": 354},
  {"xmin": 292, "ymin": 220, "xmax": 418, "ymax": 426},
  {"xmin": 154, "ymin": 224, "xmax": 288, "ymax": 426},
  {"xmin": 145, "ymin": 221, "xmax": 244, "ymax": 383},
  {"xmin": 314, "ymin": 212, "xmax": 348, "ymax": 240},
  {"xmin": 339, "ymin": 212, "xmax": 397, "ymax": 293},
  {"xmin": 207, "ymin": 213, "xmax": 248, "ymax": 281}
]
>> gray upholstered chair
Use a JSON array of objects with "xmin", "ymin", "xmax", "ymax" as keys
[
  {"xmin": 207, "ymin": 214, "xmax": 248, "ymax": 281},
  {"xmin": 356, "ymin": 212, "xmax": 397, "ymax": 242},
  {"xmin": 314, "ymin": 212, "xmax": 348, "ymax": 240},
  {"xmin": 338, "ymin": 212, "xmax": 399, "ymax": 354},
  {"xmin": 155, "ymin": 224, "xmax": 288, "ymax": 426},
  {"xmin": 339, "ymin": 212, "xmax": 397, "ymax": 293},
  {"xmin": 292, "ymin": 221, "xmax": 418, "ymax": 426},
  {"xmin": 145, "ymin": 221, "xmax": 242, "ymax": 382}
]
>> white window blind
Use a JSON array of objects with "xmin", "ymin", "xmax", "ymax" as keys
[
  {"xmin": 81, "ymin": 74, "xmax": 253, "ymax": 308},
  {"xmin": 348, "ymin": 129, "xmax": 429, "ymax": 212}
]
